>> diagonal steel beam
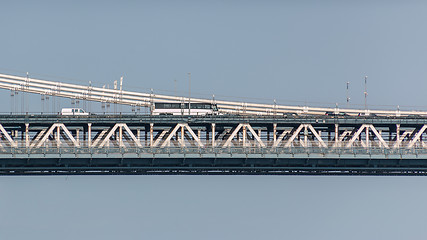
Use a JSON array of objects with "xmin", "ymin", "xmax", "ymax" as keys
[
  {"xmin": 407, "ymin": 125, "xmax": 427, "ymax": 149},
  {"xmin": 36, "ymin": 123, "xmax": 78, "ymax": 148},
  {"xmin": 122, "ymin": 124, "xmax": 143, "ymax": 147},
  {"xmin": 246, "ymin": 124, "xmax": 266, "ymax": 148},
  {"xmin": 272, "ymin": 130, "xmax": 291, "ymax": 148},
  {"xmin": 307, "ymin": 124, "xmax": 327, "ymax": 148},
  {"xmin": 184, "ymin": 124, "xmax": 204, "ymax": 147},
  {"xmin": 0, "ymin": 124, "xmax": 17, "ymax": 148},
  {"xmin": 91, "ymin": 129, "xmax": 109, "ymax": 147},
  {"xmin": 98, "ymin": 124, "xmax": 120, "ymax": 148},
  {"xmin": 284, "ymin": 124, "xmax": 304, "ymax": 148},
  {"xmin": 223, "ymin": 124, "xmax": 243, "ymax": 148},
  {"xmin": 393, "ymin": 130, "xmax": 412, "ymax": 149},
  {"xmin": 161, "ymin": 124, "xmax": 183, "ymax": 148},
  {"xmin": 152, "ymin": 130, "xmax": 168, "ymax": 147},
  {"xmin": 345, "ymin": 124, "xmax": 369, "ymax": 148},
  {"xmin": 332, "ymin": 130, "xmax": 351, "ymax": 148},
  {"xmin": 368, "ymin": 125, "xmax": 389, "ymax": 149}
]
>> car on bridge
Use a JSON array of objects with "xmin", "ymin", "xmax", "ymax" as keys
[
  {"xmin": 325, "ymin": 111, "xmax": 348, "ymax": 117},
  {"xmin": 61, "ymin": 108, "xmax": 89, "ymax": 116},
  {"xmin": 358, "ymin": 112, "xmax": 377, "ymax": 117},
  {"xmin": 282, "ymin": 112, "xmax": 298, "ymax": 118}
]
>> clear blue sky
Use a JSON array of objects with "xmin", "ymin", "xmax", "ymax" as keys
[
  {"xmin": 2, "ymin": 176, "xmax": 427, "ymax": 240},
  {"xmin": 2, "ymin": 2, "xmax": 427, "ymax": 240},
  {"xmin": 1, "ymin": 0, "xmax": 427, "ymax": 112}
]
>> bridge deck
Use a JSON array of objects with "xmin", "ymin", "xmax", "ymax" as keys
[{"xmin": 1, "ymin": 114, "xmax": 427, "ymax": 175}]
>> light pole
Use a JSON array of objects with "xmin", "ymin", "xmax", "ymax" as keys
[
  {"xmin": 188, "ymin": 72, "xmax": 191, "ymax": 115},
  {"xmin": 346, "ymin": 81, "xmax": 350, "ymax": 108},
  {"xmin": 364, "ymin": 76, "xmax": 368, "ymax": 111}
]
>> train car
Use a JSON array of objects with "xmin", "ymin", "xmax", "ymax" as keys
[{"xmin": 152, "ymin": 102, "xmax": 218, "ymax": 115}]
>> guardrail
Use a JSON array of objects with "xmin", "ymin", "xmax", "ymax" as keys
[{"xmin": 1, "ymin": 146, "xmax": 426, "ymax": 156}]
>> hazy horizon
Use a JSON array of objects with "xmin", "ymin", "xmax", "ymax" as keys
[
  {"xmin": 2, "ymin": 1, "xmax": 427, "ymax": 239},
  {"xmin": 1, "ymin": 1, "xmax": 427, "ymax": 112}
]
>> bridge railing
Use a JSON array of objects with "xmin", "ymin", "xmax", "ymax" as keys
[{"xmin": 1, "ymin": 146, "xmax": 427, "ymax": 156}]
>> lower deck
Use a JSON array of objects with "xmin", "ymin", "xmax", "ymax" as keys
[{"xmin": 1, "ymin": 147, "xmax": 427, "ymax": 175}]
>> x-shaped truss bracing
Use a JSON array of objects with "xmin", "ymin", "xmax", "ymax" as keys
[
  {"xmin": 276, "ymin": 124, "xmax": 326, "ymax": 148},
  {"xmin": 0, "ymin": 124, "xmax": 17, "ymax": 148},
  {"xmin": 406, "ymin": 125, "xmax": 427, "ymax": 149},
  {"xmin": 222, "ymin": 124, "xmax": 266, "ymax": 148},
  {"xmin": 34, "ymin": 123, "xmax": 78, "ymax": 148},
  {"xmin": 160, "ymin": 123, "xmax": 204, "ymax": 148},
  {"xmin": 98, "ymin": 123, "xmax": 142, "ymax": 148},
  {"xmin": 4, "ymin": 121, "xmax": 427, "ymax": 150},
  {"xmin": 345, "ymin": 124, "xmax": 389, "ymax": 149}
]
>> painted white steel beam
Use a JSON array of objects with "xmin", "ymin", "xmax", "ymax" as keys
[
  {"xmin": 332, "ymin": 130, "xmax": 351, "ymax": 148},
  {"xmin": 160, "ymin": 123, "xmax": 204, "ymax": 148},
  {"xmin": 1, "ymin": 72, "xmax": 426, "ymax": 116},
  {"xmin": 122, "ymin": 124, "xmax": 142, "ymax": 147},
  {"xmin": 98, "ymin": 123, "xmax": 142, "ymax": 148},
  {"xmin": 345, "ymin": 124, "xmax": 389, "ymax": 149},
  {"xmin": 35, "ymin": 123, "xmax": 78, "ymax": 148},
  {"xmin": 368, "ymin": 125, "xmax": 389, "ymax": 148},
  {"xmin": 345, "ymin": 125, "xmax": 369, "ymax": 148},
  {"xmin": 282, "ymin": 124, "xmax": 326, "ymax": 148},
  {"xmin": 307, "ymin": 124, "xmax": 327, "ymax": 148},
  {"xmin": 0, "ymin": 124, "xmax": 17, "ymax": 147},
  {"xmin": 284, "ymin": 125, "xmax": 304, "ymax": 148},
  {"xmin": 406, "ymin": 125, "xmax": 427, "ymax": 149},
  {"xmin": 222, "ymin": 124, "xmax": 265, "ymax": 148},
  {"xmin": 272, "ymin": 130, "xmax": 291, "ymax": 148},
  {"xmin": 91, "ymin": 129, "xmax": 109, "ymax": 147},
  {"xmin": 30, "ymin": 129, "xmax": 47, "ymax": 148},
  {"xmin": 393, "ymin": 130, "xmax": 412, "ymax": 149},
  {"xmin": 152, "ymin": 130, "xmax": 168, "ymax": 147},
  {"xmin": 245, "ymin": 125, "xmax": 266, "ymax": 148}
]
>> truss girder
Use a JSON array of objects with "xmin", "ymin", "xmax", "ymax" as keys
[
  {"xmin": 281, "ymin": 124, "xmax": 326, "ymax": 148},
  {"xmin": 0, "ymin": 124, "xmax": 17, "ymax": 148},
  {"xmin": 98, "ymin": 123, "xmax": 142, "ymax": 148},
  {"xmin": 222, "ymin": 124, "xmax": 265, "ymax": 148},
  {"xmin": 393, "ymin": 130, "xmax": 413, "ymax": 149},
  {"xmin": 406, "ymin": 125, "xmax": 427, "ymax": 149},
  {"xmin": 332, "ymin": 130, "xmax": 351, "ymax": 148},
  {"xmin": 345, "ymin": 124, "xmax": 389, "ymax": 149},
  {"xmin": 35, "ymin": 123, "xmax": 78, "ymax": 148},
  {"xmin": 3, "ymin": 119, "xmax": 427, "ymax": 150},
  {"xmin": 160, "ymin": 123, "xmax": 204, "ymax": 148}
]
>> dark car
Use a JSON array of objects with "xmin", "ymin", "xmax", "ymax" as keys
[
  {"xmin": 325, "ymin": 111, "xmax": 348, "ymax": 117},
  {"xmin": 283, "ymin": 112, "xmax": 298, "ymax": 118}
]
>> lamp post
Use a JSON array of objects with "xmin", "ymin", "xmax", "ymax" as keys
[
  {"xmin": 364, "ymin": 76, "xmax": 368, "ymax": 111},
  {"xmin": 188, "ymin": 72, "xmax": 191, "ymax": 115},
  {"xmin": 346, "ymin": 81, "xmax": 350, "ymax": 108}
]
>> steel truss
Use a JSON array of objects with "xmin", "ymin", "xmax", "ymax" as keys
[
  {"xmin": 1, "ymin": 115, "xmax": 427, "ymax": 175},
  {"xmin": 0, "ymin": 118, "xmax": 427, "ymax": 151}
]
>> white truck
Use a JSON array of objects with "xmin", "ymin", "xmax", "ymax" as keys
[{"xmin": 61, "ymin": 108, "xmax": 89, "ymax": 116}]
